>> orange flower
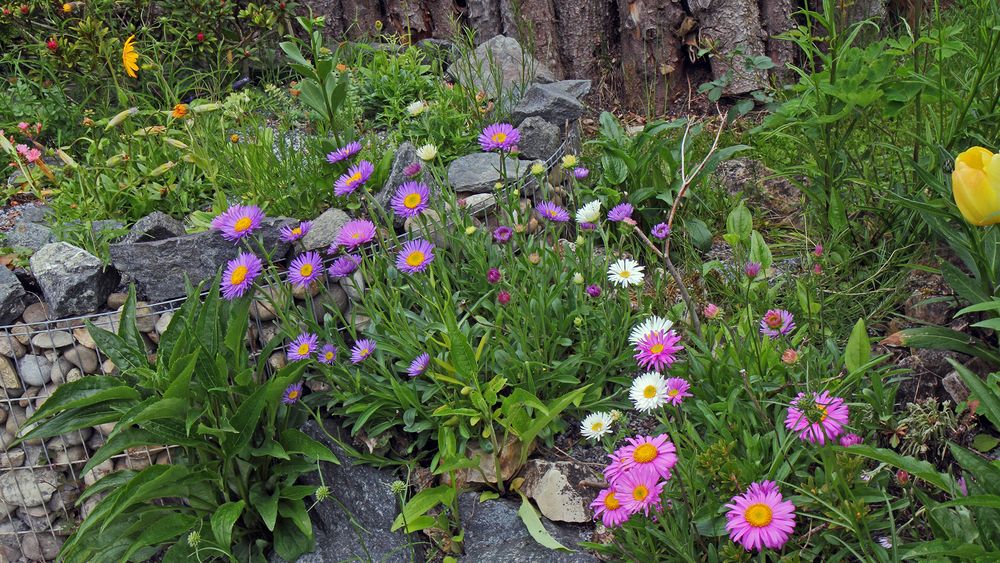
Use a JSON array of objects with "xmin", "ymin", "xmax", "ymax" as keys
[
  {"xmin": 122, "ymin": 35, "xmax": 139, "ymax": 78},
  {"xmin": 335, "ymin": 63, "xmax": 347, "ymax": 72},
  {"xmin": 171, "ymin": 103, "xmax": 189, "ymax": 119},
  {"xmin": 230, "ymin": 134, "xmax": 240, "ymax": 143}
]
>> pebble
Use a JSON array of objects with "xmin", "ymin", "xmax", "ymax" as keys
[
  {"xmin": 21, "ymin": 533, "xmax": 63, "ymax": 561},
  {"xmin": 10, "ymin": 322, "xmax": 31, "ymax": 345},
  {"xmin": 19, "ymin": 354, "xmax": 52, "ymax": 386},
  {"xmin": 0, "ymin": 356, "xmax": 21, "ymax": 389},
  {"xmin": 0, "ymin": 331, "xmax": 26, "ymax": 358},
  {"xmin": 154, "ymin": 311, "xmax": 173, "ymax": 335},
  {"xmin": 21, "ymin": 302, "xmax": 50, "ymax": 324},
  {"xmin": 72, "ymin": 327, "xmax": 96, "ymax": 349},
  {"xmin": 63, "ymin": 347, "xmax": 98, "ymax": 374},
  {"xmin": 30, "ymin": 331, "xmax": 73, "ymax": 349}
]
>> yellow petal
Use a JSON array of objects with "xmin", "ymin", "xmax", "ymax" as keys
[{"xmin": 953, "ymin": 147, "xmax": 1000, "ymax": 226}]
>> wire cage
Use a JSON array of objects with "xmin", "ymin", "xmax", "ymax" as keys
[{"xmin": 0, "ymin": 133, "xmax": 575, "ymax": 560}]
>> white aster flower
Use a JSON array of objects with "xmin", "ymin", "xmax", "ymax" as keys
[
  {"xmin": 580, "ymin": 412, "xmax": 614, "ymax": 440},
  {"xmin": 406, "ymin": 100, "xmax": 428, "ymax": 116},
  {"xmin": 607, "ymin": 258, "xmax": 644, "ymax": 288},
  {"xmin": 629, "ymin": 315, "xmax": 674, "ymax": 346},
  {"xmin": 575, "ymin": 200, "xmax": 601, "ymax": 224},
  {"xmin": 629, "ymin": 371, "xmax": 668, "ymax": 412},
  {"xmin": 572, "ymin": 272, "xmax": 584, "ymax": 285},
  {"xmin": 416, "ymin": 144, "xmax": 438, "ymax": 161}
]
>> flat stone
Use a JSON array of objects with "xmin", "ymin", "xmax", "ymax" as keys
[
  {"xmin": 15, "ymin": 205, "xmax": 52, "ymax": 224},
  {"xmin": 64, "ymin": 346, "xmax": 99, "ymax": 374},
  {"xmin": 301, "ymin": 208, "xmax": 351, "ymax": 252},
  {"xmin": 120, "ymin": 211, "xmax": 186, "ymax": 244},
  {"xmin": 72, "ymin": 327, "xmax": 96, "ymax": 349},
  {"xmin": 0, "ymin": 331, "xmax": 26, "ymax": 358},
  {"xmin": 10, "ymin": 323, "xmax": 31, "ymax": 345},
  {"xmin": 461, "ymin": 193, "xmax": 498, "ymax": 217},
  {"xmin": 0, "ymin": 468, "xmax": 60, "ymax": 507},
  {"xmin": 0, "ymin": 357, "xmax": 22, "ymax": 391},
  {"xmin": 21, "ymin": 302, "xmax": 49, "ymax": 324},
  {"xmin": 106, "ymin": 292, "xmax": 128, "ymax": 310},
  {"xmin": 448, "ymin": 153, "xmax": 536, "ymax": 194},
  {"xmin": 5, "ymin": 221, "xmax": 54, "ymax": 251},
  {"xmin": 21, "ymin": 532, "xmax": 63, "ymax": 561},
  {"xmin": 544, "ymin": 79, "xmax": 592, "ymax": 100},
  {"xmin": 31, "ymin": 331, "xmax": 73, "ymax": 349},
  {"xmin": 448, "ymin": 35, "xmax": 555, "ymax": 99},
  {"xmin": 154, "ymin": 311, "xmax": 173, "ymax": 335},
  {"xmin": 19, "ymin": 354, "xmax": 52, "ymax": 386},
  {"xmin": 517, "ymin": 116, "xmax": 561, "ymax": 160},
  {"xmin": 131, "ymin": 302, "xmax": 158, "ymax": 333},
  {"xmin": 521, "ymin": 460, "xmax": 598, "ymax": 523},
  {"xmin": 511, "ymin": 82, "xmax": 585, "ymax": 126},
  {"xmin": 0, "ymin": 266, "xmax": 26, "ymax": 324},
  {"xmin": 30, "ymin": 242, "xmax": 120, "ymax": 319}
]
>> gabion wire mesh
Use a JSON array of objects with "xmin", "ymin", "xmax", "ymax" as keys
[{"xmin": 0, "ymin": 134, "xmax": 575, "ymax": 558}]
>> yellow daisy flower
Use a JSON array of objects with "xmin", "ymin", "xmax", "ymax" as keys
[{"xmin": 122, "ymin": 35, "xmax": 139, "ymax": 78}]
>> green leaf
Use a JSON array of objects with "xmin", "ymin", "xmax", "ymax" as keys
[
  {"xmin": 828, "ymin": 188, "xmax": 847, "ymax": 234},
  {"xmin": 211, "ymin": 500, "xmax": 245, "ymax": 548},
  {"xmin": 121, "ymin": 512, "xmax": 197, "ymax": 561},
  {"xmin": 840, "ymin": 445, "xmax": 955, "ymax": 492},
  {"xmin": 972, "ymin": 434, "xmax": 1000, "ymax": 453},
  {"xmin": 85, "ymin": 319, "xmax": 147, "ymax": 373},
  {"xmin": 844, "ymin": 318, "xmax": 870, "ymax": 373},
  {"xmin": 936, "ymin": 495, "xmax": 1000, "ymax": 510},
  {"xmin": 897, "ymin": 328, "xmax": 1000, "ymax": 365},
  {"xmin": 81, "ymin": 427, "xmax": 159, "ymax": 475},
  {"xmin": 942, "ymin": 262, "xmax": 990, "ymax": 305},
  {"xmin": 24, "ymin": 377, "xmax": 139, "ymax": 423},
  {"xmin": 749, "ymin": 231, "xmax": 772, "ymax": 272},
  {"xmin": 684, "ymin": 218, "xmax": 713, "ymax": 252},
  {"xmin": 280, "ymin": 428, "xmax": 338, "ymax": 463},
  {"xmin": 516, "ymin": 492, "xmax": 569, "ymax": 551},
  {"xmin": 726, "ymin": 203, "xmax": 752, "ymax": 241},
  {"xmin": 251, "ymin": 486, "xmax": 279, "ymax": 532},
  {"xmin": 444, "ymin": 313, "xmax": 477, "ymax": 381},
  {"xmin": 948, "ymin": 358, "xmax": 1000, "ymax": 431},
  {"xmin": 391, "ymin": 485, "xmax": 454, "ymax": 532}
]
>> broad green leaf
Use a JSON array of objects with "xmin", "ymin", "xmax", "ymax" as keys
[
  {"xmin": 517, "ymin": 492, "xmax": 569, "ymax": 551},
  {"xmin": 749, "ymin": 231, "xmax": 772, "ymax": 271},
  {"xmin": 391, "ymin": 485, "xmax": 454, "ymax": 532},
  {"xmin": 896, "ymin": 327, "xmax": 1000, "ymax": 365},
  {"xmin": 121, "ymin": 512, "xmax": 197, "ymax": 561},
  {"xmin": 211, "ymin": 500, "xmax": 245, "ymax": 548},
  {"xmin": 972, "ymin": 433, "xmax": 1000, "ymax": 453},
  {"xmin": 726, "ymin": 203, "xmax": 752, "ymax": 241},
  {"xmin": 844, "ymin": 318, "xmax": 870, "ymax": 373},
  {"xmin": 947, "ymin": 358, "xmax": 1000, "ymax": 431},
  {"xmin": 81, "ymin": 427, "xmax": 160, "ymax": 475},
  {"xmin": 24, "ymin": 377, "xmax": 139, "ymax": 423},
  {"xmin": 280, "ymin": 428, "xmax": 338, "ymax": 463},
  {"xmin": 840, "ymin": 445, "xmax": 954, "ymax": 492},
  {"xmin": 943, "ymin": 262, "xmax": 990, "ymax": 305}
]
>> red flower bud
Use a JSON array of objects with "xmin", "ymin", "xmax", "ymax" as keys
[
  {"xmin": 20, "ymin": 5, "xmax": 29, "ymax": 15},
  {"xmin": 46, "ymin": 39, "xmax": 58, "ymax": 52},
  {"xmin": 196, "ymin": 32, "xmax": 205, "ymax": 42},
  {"xmin": 896, "ymin": 470, "xmax": 910, "ymax": 485}
]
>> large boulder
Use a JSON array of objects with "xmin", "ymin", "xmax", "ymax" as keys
[
  {"xmin": 30, "ymin": 242, "xmax": 119, "ymax": 318},
  {"xmin": 511, "ymin": 82, "xmax": 585, "ymax": 127},
  {"xmin": 4, "ymin": 221, "xmax": 54, "ymax": 251},
  {"xmin": 448, "ymin": 35, "xmax": 555, "ymax": 99},
  {"xmin": 516, "ymin": 117, "xmax": 561, "ymax": 160},
  {"xmin": 0, "ymin": 266, "xmax": 26, "ymax": 324},
  {"xmin": 120, "ymin": 211, "xmax": 186, "ymax": 244},
  {"xmin": 301, "ymin": 208, "xmax": 351, "ymax": 252},
  {"xmin": 448, "ymin": 153, "xmax": 537, "ymax": 194}
]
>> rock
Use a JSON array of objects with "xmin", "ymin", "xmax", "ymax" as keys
[
  {"xmin": 82, "ymin": 460, "xmax": 114, "ymax": 487},
  {"xmin": 268, "ymin": 419, "xmax": 410, "ymax": 563},
  {"xmin": 72, "ymin": 327, "xmax": 96, "ymax": 349},
  {"xmin": 0, "ymin": 468, "xmax": 60, "ymax": 507},
  {"xmin": 16, "ymin": 205, "xmax": 52, "ymax": 224},
  {"xmin": 106, "ymin": 293, "xmax": 128, "ymax": 310},
  {"xmin": 895, "ymin": 348, "xmax": 962, "ymax": 405},
  {"xmin": 510, "ymin": 82, "xmax": 585, "ymax": 126},
  {"xmin": 154, "ymin": 311, "xmax": 173, "ymax": 335},
  {"xmin": 64, "ymin": 347, "xmax": 99, "ymax": 374},
  {"xmin": 5, "ymin": 221, "xmax": 54, "ymax": 251},
  {"xmin": 21, "ymin": 533, "xmax": 63, "ymax": 561},
  {"xmin": 714, "ymin": 158, "xmax": 803, "ymax": 222},
  {"xmin": 131, "ymin": 302, "xmax": 159, "ymax": 333},
  {"xmin": 64, "ymin": 368, "xmax": 82, "ymax": 383},
  {"xmin": 461, "ymin": 438, "xmax": 531, "ymax": 486},
  {"xmin": 31, "ymin": 331, "xmax": 73, "ymax": 349},
  {"xmin": 19, "ymin": 354, "xmax": 52, "ymax": 386},
  {"xmin": 120, "ymin": 211, "xmax": 186, "ymax": 244},
  {"xmin": 461, "ymin": 193, "xmax": 499, "ymax": 217},
  {"xmin": 516, "ymin": 116, "xmax": 561, "ymax": 160},
  {"xmin": 250, "ymin": 288, "xmax": 286, "ymax": 322},
  {"xmin": 301, "ymin": 208, "xmax": 351, "ymax": 252},
  {"xmin": 312, "ymin": 285, "xmax": 349, "ymax": 320},
  {"xmin": 0, "ymin": 266, "xmax": 26, "ymax": 324},
  {"xmin": 10, "ymin": 323, "xmax": 31, "ymax": 345},
  {"xmin": 448, "ymin": 153, "xmax": 536, "ymax": 194},
  {"xmin": 521, "ymin": 460, "xmax": 598, "ymax": 523},
  {"xmin": 22, "ymin": 302, "xmax": 49, "ymax": 324},
  {"xmin": 543, "ymin": 79, "xmax": 592, "ymax": 100},
  {"xmin": 109, "ymin": 218, "xmax": 291, "ymax": 301},
  {"xmin": 49, "ymin": 357, "xmax": 73, "ymax": 384},
  {"xmin": 374, "ymin": 142, "xmax": 435, "ymax": 227},
  {"xmin": 0, "ymin": 331, "xmax": 26, "ymax": 358},
  {"xmin": 458, "ymin": 492, "xmax": 596, "ymax": 562},
  {"xmin": 0, "ymin": 356, "xmax": 21, "ymax": 390},
  {"xmin": 403, "ymin": 209, "xmax": 447, "ymax": 249},
  {"xmin": 0, "ymin": 448, "xmax": 25, "ymax": 469},
  {"xmin": 448, "ymin": 35, "xmax": 555, "ymax": 99},
  {"xmin": 30, "ymin": 243, "xmax": 120, "ymax": 319},
  {"xmin": 291, "ymin": 278, "xmax": 322, "ymax": 300}
]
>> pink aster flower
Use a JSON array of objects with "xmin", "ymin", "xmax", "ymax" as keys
[
  {"xmin": 351, "ymin": 339, "xmax": 376, "ymax": 364},
  {"xmin": 785, "ymin": 390, "xmax": 849, "ymax": 445},
  {"xmin": 839, "ymin": 433, "xmax": 863, "ymax": 447},
  {"xmin": 725, "ymin": 481, "xmax": 797, "ymax": 552},
  {"xmin": 573, "ymin": 167, "xmax": 589, "ymax": 179},
  {"xmin": 607, "ymin": 203, "xmax": 634, "ymax": 222},
  {"xmin": 391, "ymin": 181, "xmax": 430, "ymax": 218},
  {"xmin": 604, "ymin": 434, "xmax": 677, "ymax": 484},
  {"xmin": 15, "ymin": 144, "xmax": 28, "ymax": 156},
  {"xmin": 497, "ymin": 290, "xmax": 511, "ymax": 305},
  {"xmin": 612, "ymin": 465, "xmax": 665, "ymax": 517},
  {"xmin": 535, "ymin": 201, "xmax": 569, "ymax": 222},
  {"xmin": 487, "ymin": 268, "xmax": 502, "ymax": 284},
  {"xmin": 335, "ymin": 219, "xmax": 377, "ymax": 250},
  {"xmin": 744, "ymin": 262, "xmax": 761, "ymax": 278},
  {"xmin": 591, "ymin": 488, "xmax": 630, "ymax": 527},
  {"xmin": 288, "ymin": 251, "xmax": 323, "ymax": 288},
  {"xmin": 282, "ymin": 382, "xmax": 304, "ymax": 404},
  {"xmin": 634, "ymin": 330, "xmax": 684, "ymax": 372},
  {"xmin": 220, "ymin": 252, "xmax": 262, "ymax": 300},
  {"xmin": 403, "ymin": 162, "xmax": 422, "ymax": 177},
  {"xmin": 280, "ymin": 221, "xmax": 312, "ymax": 242},
  {"xmin": 651, "ymin": 222, "xmax": 670, "ymax": 239},
  {"xmin": 17, "ymin": 122, "xmax": 29, "ymax": 132},
  {"xmin": 407, "ymin": 353, "xmax": 430, "ymax": 377},
  {"xmin": 335, "ymin": 160, "xmax": 375, "ymax": 196},
  {"xmin": 813, "ymin": 244, "xmax": 823, "ymax": 257},
  {"xmin": 288, "ymin": 333, "xmax": 318, "ymax": 361},
  {"xmin": 479, "ymin": 123, "xmax": 519, "ymax": 152},
  {"xmin": 703, "ymin": 303, "xmax": 720, "ymax": 319},
  {"xmin": 396, "ymin": 239, "xmax": 435, "ymax": 274},
  {"xmin": 664, "ymin": 378, "xmax": 692, "ymax": 406},
  {"xmin": 327, "ymin": 254, "xmax": 361, "ymax": 278},
  {"xmin": 326, "ymin": 141, "xmax": 362, "ymax": 164},
  {"xmin": 760, "ymin": 309, "xmax": 795, "ymax": 338},
  {"xmin": 319, "ymin": 344, "xmax": 337, "ymax": 365},
  {"xmin": 493, "ymin": 226, "xmax": 512, "ymax": 243},
  {"xmin": 586, "ymin": 284, "xmax": 601, "ymax": 298},
  {"xmin": 24, "ymin": 148, "xmax": 41, "ymax": 163},
  {"xmin": 211, "ymin": 204, "xmax": 265, "ymax": 242}
]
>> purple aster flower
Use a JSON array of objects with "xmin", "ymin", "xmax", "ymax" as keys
[
  {"xmin": 407, "ymin": 353, "xmax": 430, "ymax": 377},
  {"xmin": 390, "ymin": 181, "xmax": 430, "ymax": 218},
  {"xmin": 760, "ymin": 309, "xmax": 795, "ymax": 337},
  {"xmin": 839, "ymin": 433, "xmax": 863, "ymax": 447},
  {"xmin": 282, "ymin": 382, "xmax": 303, "ymax": 404},
  {"xmin": 328, "ymin": 253, "xmax": 361, "ymax": 278},
  {"xmin": 586, "ymin": 284, "xmax": 602, "ymax": 298},
  {"xmin": 396, "ymin": 239, "xmax": 435, "ymax": 274},
  {"xmin": 745, "ymin": 262, "xmax": 761, "ymax": 278},
  {"xmin": 335, "ymin": 160, "xmax": 375, "ymax": 197},
  {"xmin": 280, "ymin": 221, "xmax": 312, "ymax": 243},
  {"xmin": 351, "ymin": 339, "xmax": 376, "ymax": 364},
  {"xmin": 573, "ymin": 167, "xmax": 589, "ymax": 179},
  {"xmin": 326, "ymin": 141, "xmax": 362, "ymax": 164},
  {"xmin": 403, "ymin": 162, "xmax": 422, "ymax": 177},
  {"xmin": 664, "ymin": 378, "xmax": 692, "ymax": 406},
  {"xmin": 318, "ymin": 344, "xmax": 337, "ymax": 365},
  {"xmin": 536, "ymin": 201, "xmax": 570, "ymax": 222},
  {"xmin": 651, "ymin": 222, "xmax": 670, "ymax": 239},
  {"xmin": 288, "ymin": 333, "xmax": 318, "ymax": 361},
  {"xmin": 493, "ymin": 226, "xmax": 513, "ymax": 243},
  {"xmin": 336, "ymin": 219, "xmax": 377, "ymax": 250},
  {"xmin": 497, "ymin": 290, "xmax": 511, "ymax": 305},
  {"xmin": 607, "ymin": 203, "xmax": 634, "ymax": 223},
  {"xmin": 487, "ymin": 268, "xmax": 502, "ymax": 284},
  {"xmin": 479, "ymin": 123, "xmax": 519, "ymax": 152},
  {"xmin": 634, "ymin": 330, "xmax": 684, "ymax": 372},
  {"xmin": 579, "ymin": 222, "xmax": 596, "ymax": 230},
  {"xmin": 221, "ymin": 252, "xmax": 262, "ymax": 300},
  {"xmin": 288, "ymin": 251, "xmax": 323, "ymax": 288},
  {"xmin": 211, "ymin": 204, "xmax": 265, "ymax": 242},
  {"xmin": 785, "ymin": 390, "xmax": 849, "ymax": 445}
]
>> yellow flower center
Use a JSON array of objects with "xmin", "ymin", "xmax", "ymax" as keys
[
  {"xmin": 547, "ymin": 210, "xmax": 557, "ymax": 217},
  {"xmin": 590, "ymin": 422, "xmax": 604, "ymax": 433},
  {"xmin": 234, "ymin": 216, "xmax": 252, "ymax": 232},
  {"xmin": 619, "ymin": 270, "xmax": 631, "ymax": 278},
  {"xmin": 633, "ymin": 443, "xmax": 657, "ymax": 463},
  {"xmin": 604, "ymin": 492, "xmax": 621, "ymax": 510},
  {"xmin": 643, "ymin": 385, "xmax": 657, "ymax": 399},
  {"xmin": 325, "ymin": 352, "xmax": 334, "ymax": 361},
  {"xmin": 299, "ymin": 263, "xmax": 314, "ymax": 278},
  {"xmin": 818, "ymin": 405, "xmax": 828, "ymax": 422},
  {"xmin": 351, "ymin": 232, "xmax": 360, "ymax": 239},
  {"xmin": 403, "ymin": 193, "xmax": 422, "ymax": 209},
  {"xmin": 492, "ymin": 132, "xmax": 507, "ymax": 143},
  {"xmin": 744, "ymin": 503, "xmax": 773, "ymax": 527},
  {"xmin": 347, "ymin": 171, "xmax": 362, "ymax": 186},
  {"xmin": 287, "ymin": 389, "xmax": 300, "ymax": 400},
  {"xmin": 296, "ymin": 343, "xmax": 310, "ymax": 355},
  {"xmin": 359, "ymin": 348, "xmax": 369, "ymax": 357},
  {"xmin": 406, "ymin": 251, "xmax": 425, "ymax": 267},
  {"xmin": 229, "ymin": 265, "xmax": 248, "ymax": 285},
  {"xmin": 292, "ymin": 227, "xmax": 302, "ymax": 236},
  {"xmin": 668, "ymin": 389, "xmax": 679, "ymax": 397},
  {"xmin": 631, "ymin": 485, "xmax": 649, "ymax": 502},
  {"xmin": 649, "ymin": 343, "xmax": 664, "ymax": 354}
]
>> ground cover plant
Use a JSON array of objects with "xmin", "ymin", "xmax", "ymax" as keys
[{"xmin": 3, "ymin": 0, "xmax": 1000, "ymax": 561}]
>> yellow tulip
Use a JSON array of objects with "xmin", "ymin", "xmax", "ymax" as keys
[{"xmin": 953, "ymin": 146, "xmax": 1000, "ymax": 226}]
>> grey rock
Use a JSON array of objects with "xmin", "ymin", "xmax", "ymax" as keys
[
  {"xmin": 5, "ymin": 221, "xmax": 54, "ymax": 250},
  {"xmin": 374, "ymin": 142, "xmax": 435, "ymax": 228},
  {"xmin": 301, "ymin": 208, "xmax": 351, "ymax": 252},
  {"xmin": 21, "ymin": 302, "xmax": 49, "ymax": 324},
  {"xmin": 30, "ymin": 331, "xmax": 73, "ymax": 349},
  {"xmin": 544, "ymin": 79, "xmax": 592, "ymax": 100},
  {"xmin": 0, "ymin": 332, "xmax": 26, "ymax": 358},
  {"xmin": 943, "ymin": 370, "xmax": 971, "ymax": 403},
  {"xmin": 21, "ymin": 532, "xmax": 63, "ymax": 561},
  {"xmin": 0, "ymin": 265, "xmax": 26, "ymax": 324},
  {"xmin": 109, "ymin": 218, "xmax": 292, "ymax": 302},
  {"xmin": 30, "ymin": 242, "xmax": 119, "ymax": 319},
  {"xmin": 517, "ymin": 116, "xmax": 561, "ymax": 160},
  {"xmin": 460, "ymin": 193, "xmax": 498, "ymax": 217},
  {"xmin": 19, "ymin": 354, "xmax": 52, "ymax": 387},
  {"xmin": 448, "ymin": 153, "xmax": 536, "ymax": 194},
  {"xmin": 64, "ymin": 347, "xmax": 99, "ymax": 374},
  {"xmin": 511, "ymin": 82, "xmax": 585, "ymax": 126},
  {"xmin": 121, "ymin": 211, "xmax": 186, "ymax": 244},
  {"xmin": 458, "ymin": 492, "xmax": 596, "ymax": 562},
  {"xmin": 16, "ymin": 205, "xmax": 53, "ymax": 224},
  {"xmin": 521, "ymin": 460, "xmax": 598, "ymax": 523},
  {"xmin": 448, "ymin": 35, "xmax": 555, "ymax": 99},
  {"xmin": 0, "ymin": 468, "xmax": 60, "ymax": 508}
]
